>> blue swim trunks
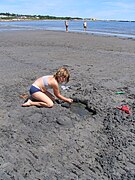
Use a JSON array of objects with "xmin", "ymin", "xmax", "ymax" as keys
[{"xmin": 29, "ymin": 85, "xmax": 41, "ymax": 95}]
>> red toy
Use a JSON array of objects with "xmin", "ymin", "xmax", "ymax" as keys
[{"xmin": 116, "ymin": 105, "xmax": 131, "ymax": 114}]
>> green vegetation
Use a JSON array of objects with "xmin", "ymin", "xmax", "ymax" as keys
[{"xmin": 0, "ymin": 13, "xmax": 82, "ymax": 21}]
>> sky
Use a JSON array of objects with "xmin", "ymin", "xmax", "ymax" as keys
[{"xmin": 0, "ymin": 0, "xmax": 135, "ymax": 21}]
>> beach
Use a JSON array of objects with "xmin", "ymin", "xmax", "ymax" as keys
[{"xmin": 0, "ymin": 30, "xmax": 135, "ymax": 179}]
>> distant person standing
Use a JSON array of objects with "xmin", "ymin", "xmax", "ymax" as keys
[
  {"xmin": 83, "ymin": 20, "xmax": 87, "ymax": 31},
  {"xmin": 65, "ymin": 20, "xmax": 69, "ymax": 32}
]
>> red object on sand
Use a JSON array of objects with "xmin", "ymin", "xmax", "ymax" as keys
[{"xmin": 116, "ymin": 105, "xmax": 131, "ymax": 114}]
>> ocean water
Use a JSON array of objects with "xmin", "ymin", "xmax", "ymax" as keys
[{"xmin": 0, "ymin": 20, "xmax": 135, "ymax": 38}]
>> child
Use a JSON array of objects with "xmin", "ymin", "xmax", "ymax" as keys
[
  {"xmin": 22, "ymin": 67, "xmax": 73, "ymax": 108},
  {"xmin": 65, "ymin": 20, "xmax": 69, "ymax": 32},
  {"xmin": 83, "ymin": 20, "xmax": 87, "ymax": 31}
]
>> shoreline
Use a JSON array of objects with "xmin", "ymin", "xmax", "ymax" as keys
[
  {"xmin": 0, "ymin": 20, "xmax": 135, "ymax": 39},
  {"xmin": 0, "ymin": 28, "xmax": 135, "ymax": 39}
]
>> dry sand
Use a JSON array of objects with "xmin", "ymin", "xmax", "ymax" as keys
[{"xmin": 0, "ymin": 30, "xmax": 135, "ymax": 179}]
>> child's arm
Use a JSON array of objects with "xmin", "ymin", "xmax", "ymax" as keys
[{"xmin": 53, "ymin": 83, "xmax": 73, "ymax": 103}]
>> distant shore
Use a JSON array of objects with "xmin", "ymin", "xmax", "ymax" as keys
[{"xmin": 0, "ymin": 18, "xmax": 134, "ymax": 22}]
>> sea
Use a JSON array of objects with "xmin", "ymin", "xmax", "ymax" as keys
[{"xmin": 0, "ymin": 20, "xmax": 135, "ymax": 39}]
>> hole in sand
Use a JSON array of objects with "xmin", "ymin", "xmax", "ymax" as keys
[
  {"xmin": 70, "ymin": 102, "xmax": 91, "ymax": 116},
  {"xmin": 61, "ymin": 101, "xmax": 96, "ymax": 116}
]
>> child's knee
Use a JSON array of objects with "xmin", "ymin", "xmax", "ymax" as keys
[{"xmin": 47, "ymin": 101, "xmax": 54, "ymax": 108}]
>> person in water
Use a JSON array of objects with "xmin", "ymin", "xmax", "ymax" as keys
[
  {"xmin": 83, "ymin": 20, "xmax": 87, "ymax": 31},
  {"xmin": 65, "ymin": 20, "xmax": 69, "ymax": 32},
  {"xmin": 22, "ymin": 67, "xmax": 73, "ymax": 108}
]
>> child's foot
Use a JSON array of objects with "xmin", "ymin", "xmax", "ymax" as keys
[{"xmin": 21, "ymin": 99, "xmax": 32, "ymax": 107}]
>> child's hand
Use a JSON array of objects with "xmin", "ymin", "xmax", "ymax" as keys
[{"xmin": 67, "ymin": 98, "xmax": 73, "ymax": 103}]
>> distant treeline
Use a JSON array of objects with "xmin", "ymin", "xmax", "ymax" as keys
[
  {"xmin": 1, "ymin": 13, "xmax": 133, "ymax": 22},
  {"xmin": 0, "ymin": 13, "xmax": 83, "ymax": 20}
]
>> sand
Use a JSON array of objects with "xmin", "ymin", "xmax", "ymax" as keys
[{"xmin": 0, "ymin": 30, "xmax": 135, "ymax": 179}]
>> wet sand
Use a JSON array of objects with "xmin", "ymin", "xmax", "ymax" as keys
[{"xmin": 0, "ymin": 30, "xmax": 135, "ymax": 179}]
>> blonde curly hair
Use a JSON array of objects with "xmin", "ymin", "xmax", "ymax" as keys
[{"xmin": 53, "ymin": 67, "xmax": 70, "ymax": 83}]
